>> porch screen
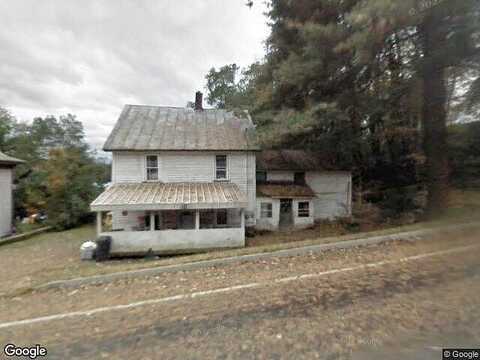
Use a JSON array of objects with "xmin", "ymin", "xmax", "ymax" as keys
[{"xmin": 216, "ymin": 209, "xmax": 227, "ymax": 225}]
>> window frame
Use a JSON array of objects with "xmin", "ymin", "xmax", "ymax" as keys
[
  {"xmin": 145, "ymin": 155, "xmax": 159, "ymax": 181},
  {"xmin": 260, "ymin": 202, "xmax": 273, "ymax": 218},
  {"xmin": 215, "ymin": 154, "xmax": 228, "ymax": 181},
  {"xmin": 298, "ymin": 201, "xmax": 310, "ymax": 218}
]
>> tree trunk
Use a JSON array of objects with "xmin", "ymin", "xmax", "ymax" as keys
[{"xmin": 421, "ymin": 18, "xmax": 450, "ymax": 218}]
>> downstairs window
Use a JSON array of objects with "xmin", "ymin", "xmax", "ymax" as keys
[
  {"xmin": 298, "ymin": 201, "xmax": 310, "ymax": 217},
  {"xmin": 260, "ymin": 203, "xmax": 273, "ymax": 218}
]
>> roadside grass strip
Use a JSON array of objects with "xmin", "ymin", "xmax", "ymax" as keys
[{"xmin": 0, "ymin": 243, "xmax": 478, "ymax": 330}]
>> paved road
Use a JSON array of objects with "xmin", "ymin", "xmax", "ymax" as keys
[
  {"xmin": 354, "ymin": 330, "xmax": 479, "ymax": 360},
  {"xmin": 1, "ymin": 232, "xmax": 479, "ymax": 359}
]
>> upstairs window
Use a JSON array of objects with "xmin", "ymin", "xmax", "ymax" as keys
[
  {"xmin": 298, "ymin": 201, "xmax": 310, "ymax": 217},
  {"xmin": 215, "ymin": 155, "xmax": 228, "ymax": 180},
  {"xmin": 146, "ymin": 155, "xmax": 159, "ymax": 181}
]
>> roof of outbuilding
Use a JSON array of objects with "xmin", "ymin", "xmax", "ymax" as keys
[
  {"xmin": 103, "ymin": 105, "xmax": 259, "ymax": 152},
  {"xmin": 90, "ymin": 182, "xmax": 248, "ymax": 211},
  {"xmin": 257, "ymin": 182, "xmax": 315, "ymax": 198},
  {"xmin": 0, "ymin": 152, "xmax": 24, "ymax": 166},
  {"xmin": 256, "ymin": 150, "xmax": 338, "ymax": 171}
]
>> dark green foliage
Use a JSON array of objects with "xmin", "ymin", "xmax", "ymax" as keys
[
  {"xmin": 0, "ymin": 108, "xmax": 15, "ymax": 150},
  {"xmin": 449, "ymin": 122, "xmax": 480, "ymax": 188},
  {"xmin": 205, "ymin": 64, "xmax": 241, "ymax": 109},
  {"xmin": 1, "ymin": 109, "xmax": 110, "ymax": 229},
  {"xmin": 206, "ymin": 0, "xmax": 480, "ymax": 218},
  {"xmin": 45, "ymin": 148, "xmax": 105, "ymax": 230},
  {"xmin": 325, "ymin": 0, "xmax": 479, "ymax": 216},
  {"xmin": 205, "ymin": 62, "xmax": 264, "ymax": 111}
]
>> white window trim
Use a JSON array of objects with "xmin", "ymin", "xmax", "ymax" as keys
[
  {"xmin": 260, "ymin": 202, "xmax": 273, "ymax": 218},
  {"xmin": 145, "ymin": 154, "xmax": 160, "ymax": 182},
  {"xmin": 298, "ymin": 201, "xmax": 310, "ymax": 218},
  {"xmin": 214, "ymin": 154, "xmax": 229, "ymax": 181}
]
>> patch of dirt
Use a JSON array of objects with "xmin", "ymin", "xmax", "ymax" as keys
[
  {"xmin": 0, "ymin": 232, "xmax": 477, "ymax": 323},
  {"xmin": 2, "ymin": 241, "xmax": 479, "ymax": 360}
]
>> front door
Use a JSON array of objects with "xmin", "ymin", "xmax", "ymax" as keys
[{"xmin": 279, "ymin": 199, "xmax": 293, "ymax": 229}]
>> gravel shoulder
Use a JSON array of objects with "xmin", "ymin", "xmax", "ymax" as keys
[
  {"xmin": 2, "ymin": 219, "xmax": 476, "ymax": 297},
  {"xmin": 2, "ymin": 236, "xmax": 479, "ymax": 359},
  {"xmin": 0, "ymin": 231, "xmax": 477, "ymax": 323}
]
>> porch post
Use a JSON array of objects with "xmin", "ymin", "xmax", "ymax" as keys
[
  {"xmin": 150, "ymin": 212, "xmax": 155, "ymax": 231},
  {"xmin": 240, "ymin": 208, "xmax": 245, "ymax": 228},
  {"xmin": 96, "ymin": 211, "xmax": 102, "ymax": 236},
  {"xmin": 195, "ymin": 210, "xmax": 200, "ymax": 230}
]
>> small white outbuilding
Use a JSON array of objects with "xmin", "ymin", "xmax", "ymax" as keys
[
  {"xmin": 0, "ymin": 152, "xmax": 24, "ymax": 237},
  {"xmin": 255, "ymin": 150, "xmax": 352, "ymax": 231}
]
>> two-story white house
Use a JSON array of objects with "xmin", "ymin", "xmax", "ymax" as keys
[
  {"xmin": 0, "ymin": 151, "xmax": 24, "ymax": 237},
  {"xmin": 91, "ymin": 93, "xmax": 353, "ymax": 255},
  {"xmin": 91, "ymin": 93, "xmax": 258, "ymax": 255}
]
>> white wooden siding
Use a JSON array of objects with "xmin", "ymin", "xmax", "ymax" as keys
[
  {"xmin": 112, "ymin": 152, "xmax": 144, "ymax": 183},
  {"xmin": 292, "ymin": 198, "xmax": 315, "ymax": 228},
  {"xmin": 266, "ymin": 171, "xmax": 294, "ymax": 182},
  {"xmin": 111, "ymin": 151, "xmax": 256, "ymax": 225},
  {"xmin": 111, "ymin": 152, "xmax": 351, "ymax": 228},
  {"xmin": 256, "ymin": 197, "xmax": 314, "ymax": 230},
  {"xmin": 162, "ymin": 153, "xmax": 214, "ymax": 182},
  {"xmin": 245, "ymin": 152, "xmax": 256, "ymax": 225},
  {"xmin": 262, "ymin": 170, "xmax": 352, "ymax": 221},
  {"xmin": 0, "ymin": 168, "xmax": 13, "ymax": 237},
  {"xmin": 255, "ymin": 197, "xmax": 280, "ymax": 231},
  {"xmin": 112, "ymin": 210, "xmax": 145, "ymax": 231},
  {"xmin": 306, "ymin": 172, "xmax": 352, "ymax": 219}
]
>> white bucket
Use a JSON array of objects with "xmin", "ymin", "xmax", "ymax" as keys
[{"xmin": 80, "ymin": 241, "xmax": 97, "ymax": 260}]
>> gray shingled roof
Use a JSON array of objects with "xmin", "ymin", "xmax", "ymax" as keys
[
  {"xmin": 256, "ymin": 150, "xmax": 336, "ymax": 171},
  {"xmin": 103, "ymin": 105, "xmax": 259, "ymax": 151},
  {"xmin": 257, "ymin": 183, "xmax": 315, "ymax": 198},
  {"xmin": 0, "ymin": 151, "xmax": 24, "ymax": 166}
]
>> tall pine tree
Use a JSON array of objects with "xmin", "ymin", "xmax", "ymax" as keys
[{"xmin": 343, "ymin": 0, "xmax": 480, "ymax": 216}]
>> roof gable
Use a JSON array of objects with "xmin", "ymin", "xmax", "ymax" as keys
[{"xmin": 104, "ymin": 105, "xmax": 259, "ymax": 152}]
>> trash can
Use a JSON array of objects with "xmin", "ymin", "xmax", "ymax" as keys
[
  {"xmin": 95, "ymin": 236, "xmax": 112, "ymax": 261},
  {"xmin": 80, "ymin": 241, "xmax": 97, "ymax": 261}
]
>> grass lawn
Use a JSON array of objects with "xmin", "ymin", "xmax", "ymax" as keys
[
  {"xmin": 13, "ymin": 222, "xmax": 46, "ymax": 234},
  {"xmin": 1, "ymin": 188, "xmax": 479, "ymax": 298}
]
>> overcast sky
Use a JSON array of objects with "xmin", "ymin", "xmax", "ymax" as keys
[{"xmin": 0, "ymin": 0, "xmax": 269, "ymax": 151}]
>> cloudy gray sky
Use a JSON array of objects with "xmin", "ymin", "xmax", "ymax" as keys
[{"xmin": 0, "ymin": 0, "xmax": 269, "ymax": 151}]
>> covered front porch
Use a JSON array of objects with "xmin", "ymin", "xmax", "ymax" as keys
[{"xmin": 91, "ymin": 182, "xmax": 247, "ymax": 255}]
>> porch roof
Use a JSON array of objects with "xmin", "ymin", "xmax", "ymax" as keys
[
  {"xmin": 0, "ymin": 151, "xmax": 24, "ymax": 167},
  {"xmin": 90, "ymin": 182, "xmax": 248, "ymax": 211}
]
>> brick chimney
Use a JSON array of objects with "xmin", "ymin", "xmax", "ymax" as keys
[{"xmin": 194, "ymin": 91, "xmax": 203, "ymax": 111}]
